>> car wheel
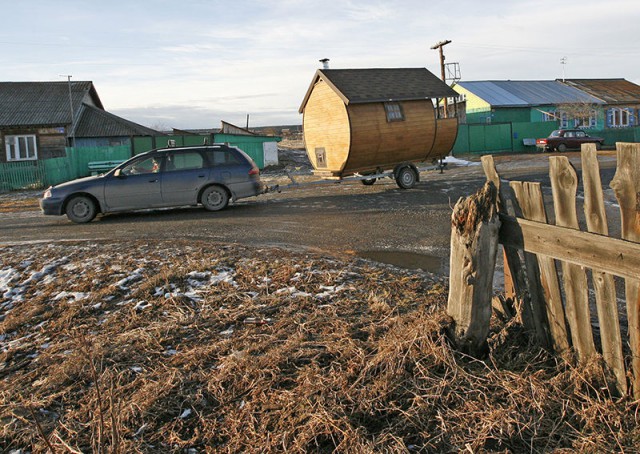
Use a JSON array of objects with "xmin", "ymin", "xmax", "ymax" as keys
[
  {"xmin": 395, "ymin": 166, "xmax": 417, "ymax": 189},
  {"xmin": 557, "ymin": 143, "xmax": 567, "ymax": 152},
  {"xmin": 65, "ymin": 195, "xmax": 97, "ymax": 223},
  {"xmin": 201, "ymin": 185, "xmax": 229, "ymax": 211},
  {"xmin": 595, "ymin": 142, "xmax": 602, "ymax": 151}
]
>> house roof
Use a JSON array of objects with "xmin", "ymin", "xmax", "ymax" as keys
[
  {"xmin": 456, "ymin": 80, "xmax": 604, "ymax": 107},
  {"xmin": 0, "ymin": 81, "xmax": 103, "ymax": 127},
  {"xmin": 299, "ymin": 68, "xmax": 457, "ymax": 113},
  {"xmin": 561, "ymin": 79, "xmax": 640, "ymax": 104},
  {"xmin": 74, "ymin": 104, "xmax": 159, "ymax": 137}
]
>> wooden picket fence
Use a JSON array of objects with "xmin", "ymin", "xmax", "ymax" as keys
[{"xmin": 448, "ymin": 142, "xmax": 640, "ymax": 398}]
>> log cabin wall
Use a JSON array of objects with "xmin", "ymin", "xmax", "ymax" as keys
[
  {"xmin": 430, "ymin": 118, "xmax": 459, "ymax": 160},
  {"xmin": 302, "ymin": 80, "xmax": 350, "ymax": 172},
  {"xmin": 344, "ymin": 100, "xmax": 438, "ymax": 174}
]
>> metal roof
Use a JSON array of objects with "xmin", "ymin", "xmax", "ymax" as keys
[
  {"xmin": 561, "ymin": 79, "xmax": 640, "ymax": 104},
  {"xmin": 74, "ymin": 104, "xmax": 159, "ymax": 137},
  {"xmin": 0, "ymin": 81, "xmax": 103, "ymax": 127},
  {"xmin": 299, "ymin": 68, "xmax": 457, "ymax": 113},
  {"xmin": 456, "ymin": 80, "xmax": 604, "ymax": 107}
]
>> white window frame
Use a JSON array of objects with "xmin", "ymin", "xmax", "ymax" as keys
[
  {"xmin": 541, "ymin": 110, "xmax": 557, "ymax": 122},
  {"xmin": 610, "ymin": 107, "xmax": 631, "ymax": 128},
  {"xmin": 5, "ymin": 135, "xmax": 38, "ymax": 162},
  {"xmin": 574, "ymin": 109, "xmax": 597, "ymax": 129},
  {"xmin": 559, "ymin": 112, "xmax": 569, "ymax": 129}
]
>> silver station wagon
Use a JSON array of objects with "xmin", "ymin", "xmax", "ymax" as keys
[{"xmin": 40, "ymin": 145, "xmax": 264, "ymax": 223}]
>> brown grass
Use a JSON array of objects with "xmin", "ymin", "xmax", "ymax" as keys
[{"xmin": 1, "ymin": 241, "xmax": 638, "ymax": 453}]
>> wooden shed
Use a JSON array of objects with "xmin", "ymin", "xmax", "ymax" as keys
[{"xmin": 299, "ymin": 68, "xmax": 459, "ymax": 178}]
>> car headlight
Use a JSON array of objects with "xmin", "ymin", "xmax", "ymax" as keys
[{"xmin": 43, "ymin": 188, "xmax": 52, "ymax": 199}]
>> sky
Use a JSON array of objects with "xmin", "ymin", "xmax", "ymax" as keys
[{"xmin": 2, "ymin": 0, "xmax": 639, "ymax": 130}]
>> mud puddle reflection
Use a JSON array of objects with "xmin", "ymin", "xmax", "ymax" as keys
[{"xmin": 358, "ymin": 250, "xmax": 443, "ymax": 274}]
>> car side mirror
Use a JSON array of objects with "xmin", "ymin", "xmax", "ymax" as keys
[{"xmin": 114, "ymin": 168, "xmax": 125, "ymax": 178}]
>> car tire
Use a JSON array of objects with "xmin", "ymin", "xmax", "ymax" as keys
[
  {"xmin": 596, "ymin": 142, "xmax": 602, "ymax": 151},
  {"xmin": 65, "ymin": 195, "xmax": 97, "ymax": 224},
  {"xmin": 201, "ymin": 185, "xmax": 229, "ymax": 211},
  {"xmin": 557, "ymin": 143, "xmax": 567, "ymax": 152}
]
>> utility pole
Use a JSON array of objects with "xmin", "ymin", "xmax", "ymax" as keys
[
  {"xmin": 431, "ymin": 40, "xmax": 452, "ymax": 118},
  {"xmin": 60, "ymin": 74, "xmax": 75, "ymax": 147}
]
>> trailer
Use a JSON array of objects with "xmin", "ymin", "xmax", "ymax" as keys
[{"xmin": 265, "ymin": 159, "xmax": 447, "ymax": 194}]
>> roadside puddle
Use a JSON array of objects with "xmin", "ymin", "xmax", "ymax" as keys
[{"xmin": 357, "ymin": 250, "xmax": 443, "ymax": 274}]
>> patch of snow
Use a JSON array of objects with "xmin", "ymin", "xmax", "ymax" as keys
[
  {"xmin": 219, "ymin": 326, "xmax": 234, "ymax": 337},
  {"xmin": 134, "ymin": 300, "xmax": 152, "ymax": 311},
  {"xmin": 53, "ymin": 291, "xmax": 90, "ymax": 302},
  {"xmin": 443, "ymin": 156, "xmax": 480, "ymax": 167}
]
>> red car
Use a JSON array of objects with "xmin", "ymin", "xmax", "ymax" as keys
[{"xmin": 536, "ymin": 129, "xmax": 604, "ymax": 152}]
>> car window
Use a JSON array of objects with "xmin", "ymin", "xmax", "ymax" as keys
[
  {"xmin": 576, "ymin": 131, "xmax": 586, "ymax": 138},
  {"xmin": 550, "ymin": 131, "xmax": 561, "ymax": 137},
  {"xmin": 122, "ymin": 156, "xmax": 160, "ymax": 175},
  {"xmin": 564, "ymin": 131, "xmax": 575, "ymax": 138},
  {"xmin": 205, "ymin": 149, "xmax": 242, "ymax": 166},
  {"xmin": 165, "ymin": 152, "xmax": 205, "ymax": 171}
]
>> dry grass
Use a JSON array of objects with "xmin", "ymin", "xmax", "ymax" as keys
[{"xmin": 1, "ymin": 241, "xmax": 638, "ymax": 453}]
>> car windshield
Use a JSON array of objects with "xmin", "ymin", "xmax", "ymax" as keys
[{"xmin": 549, "ymin": 130, "xmax": 561, "ymax": 137}]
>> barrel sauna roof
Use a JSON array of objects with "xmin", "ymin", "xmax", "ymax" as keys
[{"xmin": 299, "ymin": 68, "xmax": 457, "ymax": 113}]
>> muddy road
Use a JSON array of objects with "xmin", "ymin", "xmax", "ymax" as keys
[{"xmin": 0, "ymin": 151, "xmax": 618, "ymax": 274}]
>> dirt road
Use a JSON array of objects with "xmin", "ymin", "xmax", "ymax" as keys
[{"xmin": 0, "ymin": 151, "xmax": 618, "ymax": 274}]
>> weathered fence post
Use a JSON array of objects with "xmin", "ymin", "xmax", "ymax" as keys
[
  {"xmin": 447, "ymin": 181, "xmax": 501, "ymax": 355},
  {"xmin": 582, "ymin": 144, "xmax": 626, "ymax": 395},
  {"xmin": 510, "ymin": 181, "xmax": 568, "ymax": 354},
  {"xmin": 610, "ymin": 142, "xmax": 640, "ymax": 398},
  {"xmin": 549, "ymin": 156, "xmax": 597, "ymax": 360},
  {"xmin": 482, "ymin": 155, "xmax": 549, "ymax": 346}
]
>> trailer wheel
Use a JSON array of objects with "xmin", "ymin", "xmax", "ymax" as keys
[
  {"xmin": 395, "ymin": 166, "xmax": 417, "ymax": 189},
  {"xmin": 361, "ymin": 177, "xmax": 376, "ymax": 185}
]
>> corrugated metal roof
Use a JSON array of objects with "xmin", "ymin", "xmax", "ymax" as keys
[
  {"xmin": 0, "ymin": 81, "xmax": 103, "ymax": 127},
  {"xmin": 562, "ymin": 79, "xmax": 640, "ymax": 104},
  {"xmin": 74, "ymin": 104, "xmax": 159, "ymax": 137},
  {"xmin": 299, "ymin": 68, "xmax": 457, "ymax": 113},
  {"xmin": 457, "ymin": 80, "xmax": 604, "ymax": 107}
]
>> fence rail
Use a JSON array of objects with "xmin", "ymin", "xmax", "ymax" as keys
[{"xmin": 447, "ymin": 142, "xmax": 640, "ymax": 398}]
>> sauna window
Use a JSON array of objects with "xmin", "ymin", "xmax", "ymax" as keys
[{"xmin": 384, "ymin": 103, "xmax": 404, "ymax": 122}]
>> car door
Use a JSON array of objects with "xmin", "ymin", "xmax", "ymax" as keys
[
  {"xmin": 575, "ymin": 130, "xmax": 588, "ymax": 147},
  {"xmin": 160, "ymin": 150, "xmax": 209, "ymax": 206},
  {"xmin": 103, "ymin": 155, "xmax": 164, "ymax": 211},
  {"xmin": 204, "ymin": 147, "xmax": 253, "ymax": 197},
  {"xmin": 564, "ymin": 131, "xmax": 577, "ymax": 149}
]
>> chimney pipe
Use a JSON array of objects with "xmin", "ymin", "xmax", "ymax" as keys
[{"xmin": 319, "ymin": 58, "xmax": 330, "ymax": 70}]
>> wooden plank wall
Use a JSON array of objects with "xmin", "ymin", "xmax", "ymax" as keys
[{"xmin": 478, "ymin": 143, "xmax": 640, "ymax": 397}]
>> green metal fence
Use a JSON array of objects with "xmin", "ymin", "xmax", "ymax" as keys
[
  {"xmin": 0, "ymin": 145, "xmax": 131, "ymax": 193},
  {"xmin": 0, "ymin": 160, "xmax": 48, "ymax": 192},
  {"xmin": 452, "ymin": 122, "xmax": 640, "ymax": 155}
]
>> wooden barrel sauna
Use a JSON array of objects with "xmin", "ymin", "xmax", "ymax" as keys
[{"xmin": 299, "ymin": 68, "xmax": 459, "ymax": 178}]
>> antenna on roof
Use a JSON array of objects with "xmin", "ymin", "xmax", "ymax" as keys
[
  {"xmin": 560, "ymin": 57, "xmax": 567, "ymax": 82},
  {"xmin": 59, "ymin": 74, "xmax": 75, "ymax": 147},
  {"xmin": 319, "ymin": 58, "xmax": 330, "ymax": 70}
]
